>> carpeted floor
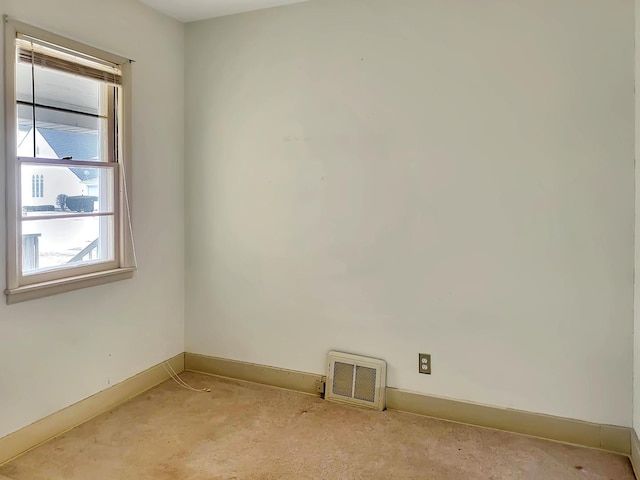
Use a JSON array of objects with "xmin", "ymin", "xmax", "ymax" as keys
[{"xmin": 0, "ymin": 372, "xmax": 634, "ymax": 480}]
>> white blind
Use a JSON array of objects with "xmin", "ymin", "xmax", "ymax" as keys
[{"xmin": 17, "ymin": 35, "xmax": 122, "ymax": 86}]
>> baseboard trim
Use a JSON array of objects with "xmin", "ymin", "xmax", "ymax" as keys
[
  {"xmin": 0, "ymin": 353, "xmax": 184, "ymax": 466},
  {"xmin": 631, "ymin": 429, "xmax": 640, "ymax": 479},
  {"xmin": 185, "ymin": 352, "xmax": 630, "ymax": 456},
  {"xmin": 2, "ymin": 352, "xmax": 630, "ymax": 467},
  {"xmin": 386, "ymin": 388, "xmax": 630, "ymax": 455},
  {"xmin": 185, "ymin": 352, "xmax": 321, "ymax": 395}
]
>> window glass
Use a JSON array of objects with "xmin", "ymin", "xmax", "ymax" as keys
[
  {"xmin": 17, "ymin": 66, "xmax": 107, "ymax": 161},
  {"xmin": 33, "ymin": 64, "xmax": 101, "ymax": 116},
  {"xmin": 22, "ymin": 216, "xmax": 115, "ymax": 274},
  {"xmin": 21, "ymin": 164, "xmax": 114, "ymax": 214}
]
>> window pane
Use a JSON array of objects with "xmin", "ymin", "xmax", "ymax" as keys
[
  {"xmin": 32, "ymin": 63, "xmax": 101, "ymax": 116},
  {"xmin": 21, "ymin": 216, "xmax": 115, "ymax": 274},
  {"xmin": 21, "ymin": 164, "xmax": 115, "ymax": 215},
  {"xmin": 17, "ymin": 101, "xmax": 35, "ymax": 157},
  {"xmin": 16, "ymin": 62, "xmax": 109, "ymax": 161},
  {"xmin": 17, "ymin": 105, "xmax": 106, "ymax": 161},
  {"xmin": 41, "ymin": 107, "xmax": 104, "ymax": 160},
  {"xmin": 17, "ymin": 61, "xmax": 33, "ymax": 104}
]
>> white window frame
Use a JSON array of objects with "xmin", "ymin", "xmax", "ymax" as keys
[{"xmin": 4, "ymin": 18, "xmax": 135, "ymax": 304}]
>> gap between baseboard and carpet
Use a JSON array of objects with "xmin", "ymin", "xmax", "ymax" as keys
[
  {"xmin": 0, "ymin": 353, "xmax": 184, "ymax": 466},
  {"xmin": 0, "ymin": 351, "xmax": 634, "ymax": 476}
]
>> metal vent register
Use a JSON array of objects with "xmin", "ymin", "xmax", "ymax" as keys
[{"xmin": 326, "ymin": 352, "xmax": 387, "ymax": 410}]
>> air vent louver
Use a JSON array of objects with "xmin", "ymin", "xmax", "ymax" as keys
[{"xmin": 326, "ymin": 352, "xmax": 386, "ymax": 411}]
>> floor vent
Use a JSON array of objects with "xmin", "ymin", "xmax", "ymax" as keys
[{"xmin": 325, "ymin": 351, "xmax": 387, "ymax": 411}]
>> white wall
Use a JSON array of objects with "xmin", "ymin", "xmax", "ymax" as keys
[
  {"xmin": 185, "ymin": 0, "xmax": 635, "ymax": 426},
  {"xmin": 0, "ymin": 0, "xmax": 185, "ymax": 437}
]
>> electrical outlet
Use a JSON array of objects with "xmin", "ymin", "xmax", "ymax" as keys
[{"xmin": 419, "ymin": 353, "xmax": 431, "ymax": 375}]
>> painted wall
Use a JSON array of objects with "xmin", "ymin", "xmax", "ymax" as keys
[
  {"xmin": 0, "ymin": 0, "xmax": 185, "ymax": 437},
  {"xmin": 185, "ymin": 0, "xmax": 635, "ymax": 426}
]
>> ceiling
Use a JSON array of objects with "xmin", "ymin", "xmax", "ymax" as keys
[{"xmin": 139, "ymin": 0, "xmax": 310, "ymax": 22}]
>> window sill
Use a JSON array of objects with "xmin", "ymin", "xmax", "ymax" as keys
[{"xmin": 5, "ymin": 267, "xmax": 135, "ymax": 304}]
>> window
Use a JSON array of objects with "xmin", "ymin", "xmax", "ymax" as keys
[
  {"xmin": 31, "ymin": 174, "xmax": 43, "ymax": 198},
  {"xmin": 5, "ymin": 20, "xmax": 135, "ymax": 304}
]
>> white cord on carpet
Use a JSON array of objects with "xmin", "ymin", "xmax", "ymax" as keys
[{"xmin": 163, "ymin": 362, "xmax": 211, "ymax": 393}]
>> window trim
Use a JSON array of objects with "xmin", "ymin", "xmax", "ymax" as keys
[{"xmin": 4, "ymin": 18, "xmax": 135, "ymax": 304}]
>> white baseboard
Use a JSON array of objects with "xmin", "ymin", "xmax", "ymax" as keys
[
  {"xmin": 631, "ymin": 429, "xmax": 640, "ymax": 479},
  {"xmin": 0, "ymin": 353, "xmax": 184, "ymax": 466},
  {"xmin": 185, "ymin": 352, "xmax": 321, "ymax": 394},
  {"xmin": 185, "ymin": 352, "xmax": 630, "ymax": 456},
  {"xmin": 1, "ymin": 352, "xmax": 631, "ymax": 468},
  {"xmin": 385, "ymin": 388, "xmax": 630, "ymax": 455}
]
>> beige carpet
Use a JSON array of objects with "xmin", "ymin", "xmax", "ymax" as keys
[{"xmin": 0, "ymin": 372, "xmax": 634, "ymax": 479}]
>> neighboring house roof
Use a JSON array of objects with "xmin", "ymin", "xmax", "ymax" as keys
[
  {"xmin": 24, "ymin": 127, "xmax": 99, "ymax": 182},
  {"xmin": 38, "ymin": 128, "xmax": 98, "ymax": 161}
]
